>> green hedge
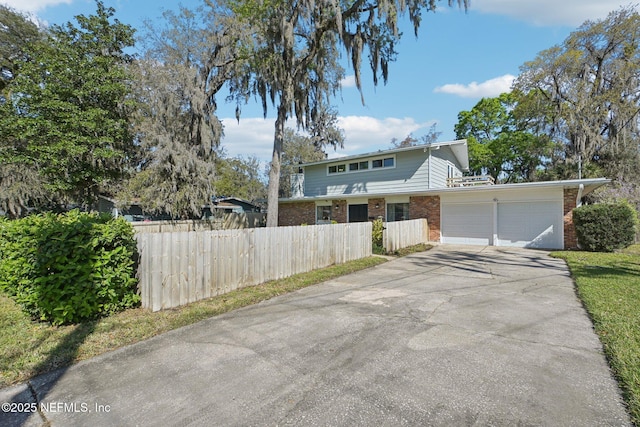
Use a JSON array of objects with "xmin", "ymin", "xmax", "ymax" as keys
[
  {"xmin": 0, "ymin": 210, "xmax": 140, "ymax": 325},
  {"xmin": 573, "ymin": 202, "xmax": 638, "ymax": 252}
]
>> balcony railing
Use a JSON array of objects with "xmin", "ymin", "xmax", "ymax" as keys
[{"xmin": 446, "ymin": 175, "xmax": 495, "ymax": 187}]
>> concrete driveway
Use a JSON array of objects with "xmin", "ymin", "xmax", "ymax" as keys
[{"xmin": 1, "ymin": 245, "xmax": 631, "ymax": 426}]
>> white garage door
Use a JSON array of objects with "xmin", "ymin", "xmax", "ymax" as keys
[
  {"xmin": 441, "ymin": 200, "xmax": 563, "ymax": 249},
  {"xmin": 497, "ymin": 201, "xmax": 563, "ymax": 249},
  {"xmin": 441, "ymin": 203, "xmax": 493, "ymax": 245}
]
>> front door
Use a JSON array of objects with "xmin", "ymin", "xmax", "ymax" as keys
[{"xmin": 348, "ymin": 204, "xmax": 368, "ymax": 222}]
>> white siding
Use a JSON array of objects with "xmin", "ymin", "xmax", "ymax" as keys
[{"xmin": 430, "ymin": 146, "xmax": 463, "ymax": 188}]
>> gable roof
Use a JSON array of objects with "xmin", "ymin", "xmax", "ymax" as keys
[{"xmin": 302, "ymin": 139, "xmax": 469, "ymax": 171}]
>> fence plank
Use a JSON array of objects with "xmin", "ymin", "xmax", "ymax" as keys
[{"xmin": 383, "ymin": 219, "xmax": 429, "ymax": 252}]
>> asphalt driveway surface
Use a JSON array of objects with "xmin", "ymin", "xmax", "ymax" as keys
[{"xmin": 1, "ymin": 245, "xmax": 631, "ymax": 426}]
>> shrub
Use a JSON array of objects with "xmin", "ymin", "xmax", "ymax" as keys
[
  {"xmin": 573, "ymin": 201, "xmax": 638, "ymax": 252},
  {"xmin": 0, "ymin": 210, "xmax": 140, "ymax": 325},
  {"xmin": 372, "ymin": 218, "xmax": 385, "ymax": 254}
]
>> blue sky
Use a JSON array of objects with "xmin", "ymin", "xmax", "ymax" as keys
[{"xmin": 2, "ymin": 0, "xmax": 634, "ymax": 163}]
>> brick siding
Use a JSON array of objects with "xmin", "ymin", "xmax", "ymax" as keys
[
  {"xmin": 368, "ymin": 198, "xmax": 386, "ymax": 220},
  {"xmin": 332, "ymin": 200, "xmax": 347, "ymax": 223},
  {"xmin": 563, "ymin": 188, "xmax": 579, "ymax": 249},
  {"xmin": 278, "ymin": 202, "xmax": 315, "ymax": 226},
  {"xmin": 410, "ymin": 195, "xmax": 441, "ymax": 242}
]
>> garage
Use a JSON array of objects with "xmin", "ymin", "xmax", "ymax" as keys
[
  {"xmin": 497, "ymin": 201, "xmax": 563, "ymax": 249},
  {"xmin": 440, "ymin": 188, "xmax": 565, "ymax": 249},
  {"xmin": 441, "ymin": 202, "xmax": 493, "ymax": 245}
]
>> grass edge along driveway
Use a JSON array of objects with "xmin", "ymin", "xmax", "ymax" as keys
[{"xmin": 552, "ymin": 245, "xmax": 640, "ymax": 426}]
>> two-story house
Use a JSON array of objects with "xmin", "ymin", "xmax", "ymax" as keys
[{"xmin": 279, "ymin": 139, "xmax": 610, "ymax": 250}]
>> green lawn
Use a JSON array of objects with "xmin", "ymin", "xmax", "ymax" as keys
[
  {"xmin": 1, "ymin": 255, "xmax": 390, "ymax": 388},
  {"xmin": 552, "ymin": 245, "xmax": 640, "ymax": 425}
]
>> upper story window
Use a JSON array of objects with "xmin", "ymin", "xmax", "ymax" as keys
[
  {"xmin": 373, "ymin": 157, "xmax": 394, "ymax": 168},
  {"xmin": 447, "ymin": 162, "xmax": 455, "ymax": 179},
  {"xmin": 328, "ymin": 164, "xmax": 347, "ymax": 174},
  {"xmin": 349, "ymin": 161, "xmax": 369, "ymax": 171},
  {"xmin": 327, "ymin": 155, "xmax": 395, "ymax": 175}
]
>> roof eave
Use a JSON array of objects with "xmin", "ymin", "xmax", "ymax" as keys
[
  {"xmin": 300, "ymin": 139, "xmax": 469, "ymax": 168},
  {"xmin": 278, "ymin": 178, "xmax": 611, "ymax": 203}
]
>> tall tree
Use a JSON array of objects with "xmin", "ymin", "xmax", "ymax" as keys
[
  {"xmin": 0, "ymin": 5, "xmax": 47, "ymax": 217},
  {"xmin": 0, "ymin": 5, "xmax": 40, "ymax": 94},
  {"xmin": 124, "ymin": 4, "xmax": 249, "ymax": 219},
  {"xmin": 0, "ymin": 1, "xmax": 136, "ymax": 209},
  {"xmin": 514, "ymin": 6, "xmax": 640, "ymax": 181},
  {"xmin": 214, "ymin": 154, "xmax": 267, "ymax": 202},
  {"xmin": 454, "ymin": 92, "xmax": 554, "ymax": 183},
  {"xmin": 230, "ymin": 0, "xmax": 469, "ymax": 226}
]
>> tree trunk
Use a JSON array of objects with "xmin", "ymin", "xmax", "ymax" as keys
[{"xmin": 266, "ymin": 104, "xmax": 287, "ymax": 227}]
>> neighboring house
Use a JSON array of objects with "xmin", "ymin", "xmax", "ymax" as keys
[
  {"xmin": 202, "ymin": 197, "xmax": 263, "ymax": 217},
  {"xmin": 98, "ymin": 195, "xmax": 263, "ymax": 221},
  {"xmin": 95, "ymin": 195, "xmax": 171, "ymax": 221},
  {"xmin": 278, "ymin": 139, "xmax": 610, "ymax": 249}
]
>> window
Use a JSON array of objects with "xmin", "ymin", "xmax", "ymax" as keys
[
  {"xmin": 328, "ymin": 156, "xmax": 393, "ymax": 174},
  {"xmin": 372, "ymin": 157, "xmax": 394, "ymax": 169},
  {"xmin": 387, "ymin": 203, "xmax": 409, "ymax": 222},
  {"xmin": 328, "ymin": 164, "xmax": 346, "ymax": 174},
  {"xmin": 349, "ymin": 161, "xmax": 369, "ymax": 171},
  {"xmin": 447, "ymin": 163, "xmax": 455, "ymax": 179},
  {"xmin": 316, "ymin": 205, "xmax": 332, "ymax": 224}
]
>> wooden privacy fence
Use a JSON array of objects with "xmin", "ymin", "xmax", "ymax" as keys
[
  {"xmin": 132, "ymin": 213, "xmax": 266, "ymax": 233},
  {"xmin": 383, "ymin": 218, "xmax": 429, "ymax": 252},
  {"xmin": 136, "ymin": 222, "xmax": 372, "ymax": 311}
]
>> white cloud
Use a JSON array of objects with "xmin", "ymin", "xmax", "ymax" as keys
[
  {"xmin": 219, "ymin": 116, "xmax": 437, "ymax": 163},
  {"xmin": 219, "ymin": 117, "xmax": 276, "ymax": 162},
  {"xmin": 433, "ymin": 74, "xmax": 515, "ymax": 99},
  {"xmin": 335, "ymin": 116, "xmax": 434, "ymax": 156},
  {"xmin": 1, "ymin": 0, "xmax": 72, "ymax": 13},
  {"xmin": 340, "ymin": 75, "xmax": 357, "ymax": 88},
  {"xmin": 474, "ymin": 0, "xmax": 630, "ymax": 27}
]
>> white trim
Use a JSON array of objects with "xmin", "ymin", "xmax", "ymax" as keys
[
  {"xmin": 492, "ymin": 198, "xmax": 498, "ymax": 245},
  {"xmin": 279, "ymin": 178, "xmax": 610, "ymax": 203},
  {"xmin": 577, "ymin": 183, "xmax": 584, "ymax": 208},
  {"xmin": 385, "ymin": 195, "xmax": 410, "ymax": 204},
  {"xmin": 347, "ymin": 197, "xmax": 369, "ymax": 205}
]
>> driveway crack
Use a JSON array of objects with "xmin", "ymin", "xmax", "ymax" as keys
[{"xmin": 27, "ymin": 380, "xmax": 50, "ymax": 426}]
